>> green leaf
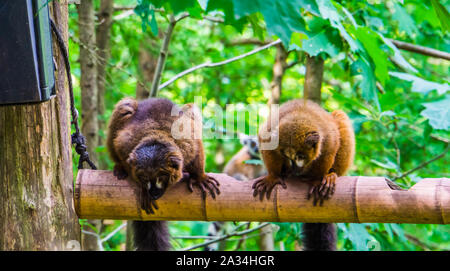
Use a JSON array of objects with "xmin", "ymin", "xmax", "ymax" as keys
[
  {"xmin": 149, "ymin": 9, "xmax": 158, "ymax": 36},
  {"xmin": 351, "ymin": 56, "xmax": 380, "ymax": 109},
  {"xmin": 208, "ymin": 0, "xmax": 247, "ymax": 32},
  {"xmin": 389, "ymin": 72, "xmax": 450, "ymax": 95},
  {"xmin": 430, "ymin": 0, "xmax": 450, "ymax": 32},
  {"xmin": 393, "ymin": 3, "xmax": 418, "ymax": 36},
  {"xmin": 232, "ymin": 0, "xmax": 308, "ymax": 47},
  {"xmin": 347, "ymin": 224, "xmax": 374, "ymax": 251},
  {"xmin": 301, "ymin": 30, "xmax": 340, "ymax": 57},
  {"xmin": 354, "ymin": 27, "xmax": 389, "ymax": 86},
  {"xmin": 169, "ymin": 0, "xmax": 203, "ymax": 15},
  {"xmin": 259, "ymin": 0, "xmax": 307, "ymax": 47},
  {"xmin": 421, "ymin": 95, "xmax": 450, "ymax": 130},
  {"xmin": 316, "ymin": 0, "xmax": 341, "ymax": 23}
]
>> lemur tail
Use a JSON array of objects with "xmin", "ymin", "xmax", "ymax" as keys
[
  {"xmin": 301, "ymin": 223, "xmax": 336, "ymax": 251},
  {"xmin": 132, "ymin": 221, "xmax": 170, "ymax": 251}
]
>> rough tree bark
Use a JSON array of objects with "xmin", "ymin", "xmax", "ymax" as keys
[
  {"xmin": 0, "ymin": 1, "xmax": 80, "ymax": 250},
  {"xmin": 77, "ymin": 0, "xmax": 100, "ymax": 251},
  {"xmin": 304, "ymin": 54, "xmax": 324, "ymax": 104},
  {"xmin": 136, "ymin": 38, "xmax": 159, "ymax": 100},
  {"xmin": 268, "ymin": 44, "xmax": 288, "ymax": 106},
  {"xmin": 96, "ymin": 0, "xmax": 114, "ymax": 170}
]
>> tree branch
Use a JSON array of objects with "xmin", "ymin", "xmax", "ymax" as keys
[
  {"xmin": 75, "ymin": 171, "xmax": 450, "ymax": 224},
  {"xmin": 392, "ymin": 143, "xmax": 449, "ymax": 181},
  {"xmin": 182, "ymin": 222, "xmax": 271, "ymax": 251},
  {"xmin": 389, "ymin": 39, "xmax": 450, "ymax": 61},
  {"xmin": 149, "ymin": 14, "xmax": 177, "ymax": 97},
  {"xmin": 158, "ymin": 39, "xmax": 282, "ymax": 90}
]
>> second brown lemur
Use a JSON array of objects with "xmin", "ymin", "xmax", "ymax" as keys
[
  {"xmin": 107, "ymin": 97, "xmax": 220, "ymax": 250},
  {"xmin": 253, "ymin": 99, "xmax": 355, "ymax": 250},
  {"xmin": 223, "ymin": 134, "xmax": 266, "ymax": 181}
]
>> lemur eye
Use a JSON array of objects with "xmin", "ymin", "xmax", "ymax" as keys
[{"xmin": 250, "ymin": 141, "xmax": 256, "ymax": 148}]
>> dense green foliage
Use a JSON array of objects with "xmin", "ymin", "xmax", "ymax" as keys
[{"xmin": 69, "ymin": 0, "xmax": 449, "ymax": 251}]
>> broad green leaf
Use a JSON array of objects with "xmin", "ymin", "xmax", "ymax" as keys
[
  {"xmin": 301, "ymin": 30, "xmax": 340, "ymax": 57},
  {"xmin": 351, "ymin": 57, "xmax": 380, "ymax": 109},
  {"xmin": 207, "ymin": 0, "xmax": 248, "ymax": 31},
  {"xmin": 169, "ymin": 0, "xmax": 203, "ymax": 15},
  {"xmin": 389, "ymin": 72, "xmax": 450, "ymax": 95},
  {"xmin": 149, "ymin": 9, "xmax": 158, "ymax": 36},
  {"xmin": 232, "ymin": 0, "xmax": 308, "ymax": 47},
  {"xmin": 334, "ymin": 22, "xmax": 360, "ymax": 52},
  {"xmin": 347, "ymin": 224, "xmax": 374, "ymax": 251},
  {"xmin": 316, "ymin": 0, "xmax": 341, "ymax": 23},
  {"xmin": 421, "ymin": 95, "xmax": 450, "ymax": 130},
  {"xmin": 298, "ymin": 0, "xmax": 320, "ymax": 16},
  {"xmin": 259, "ymin": 0, "xmax": 307, "ymax": 47},
  {"xmin": 354, "ymin": 27, "xmax": 389, "ymax": 86},
  {"xmin": 393, "ymin": 3, "xmax": 418, "ymax": 36},
  {"xmin": 430, "ymin": 0, "xmax": 450, "ymax": 32}
]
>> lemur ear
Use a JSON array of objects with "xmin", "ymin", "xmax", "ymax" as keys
[
  {"xmin": 169, "ymin": 156, "xmax": 182, "ymax": 170},
  {"xmin": 126, "ymin": 152, "xmax": 137, "ymax": 166},
  {"xmin": 305, "ymin": 132, "xmax": 320, "ymax": 148}
]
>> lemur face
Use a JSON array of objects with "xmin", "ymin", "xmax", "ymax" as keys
[{"xmin": 240, "ymin": 134, "xmax": 260, "ymax": 157}]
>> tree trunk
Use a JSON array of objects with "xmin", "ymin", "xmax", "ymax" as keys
[
  {"xmin": 136, "ymin": 38, "xmax": 159, "ymax": 100},
  {"xmin": 0, "ymin": 1, "xmax": 80, "ymax": 250},
  {"xmin": 304, "ymin": 55, "xmax": 324, "ymax": 104},
  {"xmin": 268, "ymin": 44, "xmax": 288, "ymax": 106},
  {"xmin": 77, "ymin": 0, "xmax": 100, "ymax": 251},
  {"xmin": 96, "ymin": 0, "xmax": 114, "ymax": 170},
  {"xmin": 259, "ymin": 224, "xmax": 275, "ymax": 251}
]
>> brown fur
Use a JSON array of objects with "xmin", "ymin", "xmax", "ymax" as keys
[
  {"xmin": 254, "ymin": 99, "xmax": 355, "ymax": 204},
  {"xmin": 223, "ymin": 146, "xmax": 266, "ymax": 181},
  {"xmin": 107, "ymin": 97, "xmax": 220, "ymax": 212},
  {"xmin": 107, "ymin": 97, "xmax": 220, "ymax": 251}
]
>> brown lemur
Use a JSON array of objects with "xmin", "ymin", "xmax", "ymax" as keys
[
  {"xmin": 253, "ymin": 99, "xmax": 355, "ymax": 250},
  {"xmin": 107, "ymin": 97, "xmax": 220, "ymax": 251},
  {"xmin": 223, "ymin": 134, "xmax": 266, "ymax": 181}
]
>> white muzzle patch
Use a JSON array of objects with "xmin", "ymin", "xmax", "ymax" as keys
[
  {"xmin": 295, "ymin": 159, "xmax": 304, "ymax": 168},
  {"xmin": 156, "ymin": 178, "xmax": 163, "ymax": 189}
]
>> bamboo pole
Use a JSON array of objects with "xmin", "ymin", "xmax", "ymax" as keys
[{"xmin": 74, "ymin": 170, "xmax": 450, "ymax": 224}]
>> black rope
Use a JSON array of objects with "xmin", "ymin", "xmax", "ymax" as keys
[{"xmin": 50, "ymin": 18, "xmax": 97, "ymax": 170}]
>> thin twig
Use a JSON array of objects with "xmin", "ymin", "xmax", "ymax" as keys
[
  {"xmin": 392, "ymin": 144, "xmax": 449, "ymax": 181},
  {"xmin": 173, "ymin": 236, "xmax": 217, "ymax": 240},
  {"xmin": 159, "ymin": 39, "xmax": 282, "ymax": 90},
  {"xmin": 81, "ymin": 230, "xmax": 104, "ymax": 251},
  {"xmin": 389, "ymin": 39, "xmax": 450, "ymax": 61},
  {"xmin": 149, "ymin": 14, "xmax": 177, "ymax": 97},
  {"xmin": 100, "ymin": 222, "xmax": 126, "ymax": 243},
  {"xmin": 182, "ymin": 222, "xmax": 271, "ymax": 251}
]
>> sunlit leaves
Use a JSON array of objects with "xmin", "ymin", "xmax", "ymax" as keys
[
  {"xmin": 351, "ymin": 56, "xmax": 379, "ymax": 109},
  {"xmin": 355, "ymin": 27, "xmax": 390, "ymax": 86},
  {"xmin": 392, "ymin": 3, "xmax": 418, "ymax": 36},
  {"xmin": 421, "ymin": 95, "xmax": 450, "ymax": 130},
  {"xmin": 301, "ymin": 30, "xmax": 341, "ymax": 57},
  {"xmin": 232, "ymin": 0, "xmax": 308, "ymax": 46},
  {"xmin": 390, "ymin": 72, "xmax": 450, "ymax": 95},
  {"xmin": 430, "ymin": 0, "xmax": 450, "ymax": 32}
]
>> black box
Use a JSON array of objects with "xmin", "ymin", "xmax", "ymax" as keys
[{"xmin": 0, "ymin": 0, "xmax": 55, "ymax": 105}]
